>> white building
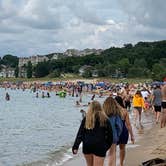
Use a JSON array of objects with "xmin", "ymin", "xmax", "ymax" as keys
[
  {"xmin": 18, "ymin": 55, "xmax": 49, "ymax": 67},
  {"xmin": 0, "ymin": 66, "xmax": 15, "ymax": 78}
]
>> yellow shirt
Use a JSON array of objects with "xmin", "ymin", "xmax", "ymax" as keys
[{"xmin": 132, "ymin": 94, "xmax": 145, "ymax": 108}]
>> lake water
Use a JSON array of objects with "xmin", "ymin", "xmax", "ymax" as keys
[
  {"xmin": 0, "ymin": 88, "xmax": 107, "ymax": 166},
  {"xmin": 0, "ymin": 88, "xmax": 154, "ymax": 166}
]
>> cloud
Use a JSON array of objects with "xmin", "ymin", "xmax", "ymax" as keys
[
  {"xmin": 0, "ymin": 0, "xmax": 165, "ymax": 57},
  {"xmin": 118, "ymin": 0, "xmax": 166, "ymax": 28}
]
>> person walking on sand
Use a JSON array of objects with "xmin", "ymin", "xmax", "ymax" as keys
[
  {"xmin": 132, "ymin": 90, "xmax": 145, "ymax": 128},
  {"xmin": 161, "ymin": 84, "xmax": 166, "ymax": 128},
  {"xmin": 72, "ymin": 100, "xmax": 113, "ymax": 166},
  {"xmin": 115, "ymin": 96, "xmax": 135, "ymax": 166},
  {"xmin": 152, "ymin": 85, "xmax": 162, "ymax": 124},
  {"xmin": 103, "ymin": 97, "xmax": 123, "ymax": 166}
]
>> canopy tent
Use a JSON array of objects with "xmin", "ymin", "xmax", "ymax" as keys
[
  {"xmin": 43, "ymin": 81, "xmax": 53, "ymax": 86},
  {"xmin": 95, "ymin": 82, "xmax": 106, "ymax": 87}
]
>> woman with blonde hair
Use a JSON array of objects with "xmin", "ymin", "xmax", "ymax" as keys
[
  {"xmin": 115, "ymin": 96, "xmax": 135, "ymax": 166},
  {"xmin": 103, "ymin": 96, "xmax": 123, "ymax": 166},
  {"xmin": 72, "ymin": 100, "xmax": 113, "ymax": 166}
]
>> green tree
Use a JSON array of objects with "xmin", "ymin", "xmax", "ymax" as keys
[
  {"xmin": 117, "ymin": 58, "xmax": 130, "ymax": 73},
  {"xmin": 34, "ymin": 61, "xmax": 49, "ymax": 77},
  {"xmin": 14, "ymin": 66, "xmax": 19, "ymax": 78},
  {"xmin": 152, "ymin": 63, "xmax": 166, "ymax": 81},
  {"xmin": 128, "ymin": 67, "xmax": 143, "ymax": 78},
  {"xmin": 2, "ymin": 54, "xmax": 18, "ymax": 67},
  {"xmin": 27, "ymin": 61, "xmax": 32, "ymax": 78},
  {"xmin": 49, "ymin": 70, "xmax": 61, "ymax": 78},
  {"xmin": 134, "ymin": 58, "xmax": 147, "ymax": 68},
  {"xmin": 124, "ymin": 43, "xmax": 133, "ymax": 49},
  {"xmin": 82, "ymin": 68, "xmax": 92, "ymax": 78},
  {"xmin": 97, "ymin": 68, "xmax": 106, "ymax": 77}
]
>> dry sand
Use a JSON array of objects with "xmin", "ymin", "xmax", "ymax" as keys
[{"xmin": 125, "ymin": 125, "xmax": 166, "ymax": 166}]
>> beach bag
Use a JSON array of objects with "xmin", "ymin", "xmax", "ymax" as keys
[{"xmin": 108, "ymin": 115, "xmax": 123, "ymax": 143}]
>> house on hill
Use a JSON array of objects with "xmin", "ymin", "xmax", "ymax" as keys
[{"xmin": 0, "ymin": 65, "xmax": 15, "ymax": 78}]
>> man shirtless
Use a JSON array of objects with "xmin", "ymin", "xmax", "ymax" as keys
[{"xmin": 161, "ymin": 84, "xmax": 166, "ymax": 128}]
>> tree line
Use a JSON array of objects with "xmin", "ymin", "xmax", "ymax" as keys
[{"xmin": 0, "ymin": 40, "xmax": 166, "ymax": 81}]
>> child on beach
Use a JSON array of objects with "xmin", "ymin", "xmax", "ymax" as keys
[
  {"xmin": 72, "ymin": 101, "xmax": 113, "ymax": 166},
  {"xmin": 144, "ymin": 97, "xmax": 150, "ymax": 111}
]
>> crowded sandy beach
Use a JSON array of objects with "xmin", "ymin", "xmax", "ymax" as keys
[
  {"xmin": 1, "ymin": 0, "xmax": 166, "ymax": 165},
  {"xmin": 0, "ymin": 79, "xmax": 166, "ymax": 166}
]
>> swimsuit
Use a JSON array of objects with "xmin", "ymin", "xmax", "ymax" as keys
[
  {"xmin": 117, "ymin": 119, "xmax": 129, "ymax": 144},
  {"xmin": 162, "ymin": 101, "xmax": 166, "ymax": 109}
]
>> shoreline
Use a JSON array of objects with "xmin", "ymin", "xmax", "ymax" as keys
[
  {"xmin": 63, "ymin": 124, "xmax": 166, "ymax": 166},
  {"xmin": 0, "ymin": 77, "xmax": 152, "ymax": 84},
  {"xmin": 125, "ymin": 124, "xmax": 166, "ymax": 166}
]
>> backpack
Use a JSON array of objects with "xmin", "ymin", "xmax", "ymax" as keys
[{"xmin": 108, "ymin": 115, "xmax": 123, "ymax": 144}]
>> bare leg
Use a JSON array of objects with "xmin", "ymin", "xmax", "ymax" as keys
[
  {"xmin": 119, "ymin": 144, "xmax": 126, "ymax": 166},
  {"xmin": 161, "ymin": 109, "xmax": 166, "ymax": 128},
  {"xmin": 138, "ymin": 110, "xmax": 142, "ymax": 123},
  {"xmin": 133, "ymin": 109, "xmax": 137, "ymax": 126},
  {"xmin": 84, "ymin": 154, "xmax": 93, "ymax": 166},
  {"xmin": 108, "ymin": 144, "xmax": 116, "ymax": 166},
  {"xmin": 156, "ymin": 111, "xmax": 160, "ymax": 123},
  {"xmin": 93, "ymin": 155, "xmax": 105, "ymax": 166}
]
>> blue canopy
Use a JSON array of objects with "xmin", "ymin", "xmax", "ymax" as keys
[
  {"xmin": 43, "ymin": 81, "xmax": 53, "ymax": 86},
  {"xmin": 96, "ymin": 82, "xmax": 105, "ymax": 87},
  {"xmin": 151, "ymin": 81, "xmax": 164, "ymax": 86}
]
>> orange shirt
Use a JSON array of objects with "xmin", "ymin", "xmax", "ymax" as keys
[{"xmin": 132, "ymin": 94, "xmax": 145, "ymax": 108}]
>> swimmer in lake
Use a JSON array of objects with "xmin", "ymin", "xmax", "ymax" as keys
[{"xmin": 5, "ymin": 92, "xmax": 10, "ymax": 101}]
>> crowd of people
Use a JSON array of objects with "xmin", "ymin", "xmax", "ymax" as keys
[
  {"xmin": 1, "ymin": 80, "xmax": 166, "ymax": 165},
  {"xmin": 72, "ymin": 81, "xmax": 166, "ymax": 166}
]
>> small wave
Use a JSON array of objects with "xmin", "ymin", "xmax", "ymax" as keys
[
  {"xmin": 53, "ymin": 153, "xmax": 73, "ymax": 166},
  {"xmin": 21, "ymin": 145, "xmax": 74, "ymax": 166}
]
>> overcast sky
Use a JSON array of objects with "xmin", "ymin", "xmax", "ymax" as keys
[{"xmin": 0, "ymin": 0, "xmax": 166, "ymax": 57}]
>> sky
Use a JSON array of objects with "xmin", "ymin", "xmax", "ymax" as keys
[{"xmin": 0, "ymin": 0, "xmax": 166, "ymax": 57}]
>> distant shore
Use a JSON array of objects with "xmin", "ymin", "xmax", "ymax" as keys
[{"xmin": 0, "ymin": 77, "xmax": 152, "ymax": 84}]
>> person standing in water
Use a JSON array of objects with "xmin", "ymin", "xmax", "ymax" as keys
[
  {"xmin": 42, "ymin": 91, "xmax": 45, "ymax": 98},
  {"xmin": 5, "ymin": 92, "xmax": 10, "ymax": 101},
  {"xmin": 36, "ymin": 92, "xmax": 39, "ymax": 98}
]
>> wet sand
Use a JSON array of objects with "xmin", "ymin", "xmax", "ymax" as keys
[
  {"xmin": 63, "ymin": 124, "xmax": 166, "ymax": 166},
  {"xmin": 125, "ymin": 124, "xmax": 166, "ymax": 166}
]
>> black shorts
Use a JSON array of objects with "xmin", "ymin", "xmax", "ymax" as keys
[
  {"xmin": 125, "ymin": 101, "xmax": 131, "ymax": 108},
  {"xmin": 134, "ymin": 107, "xmax": 142, "ymax": 112},
  {"xmin": 154, "ymin": 105, "xmax": 161, "ymax": 112},
  {"xmin": 83, "ymin": 142, "xmax": 109, "ymax": 157},
  {"xmin": 162, "ymin": 102, "xmax": 166, "ymax": 109}
]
